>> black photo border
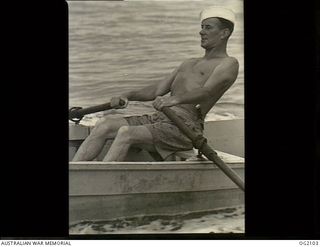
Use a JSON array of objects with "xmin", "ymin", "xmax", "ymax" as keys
[{"xmin": 1, "ymin": 0, "xmax": 319, "ymax": 240}]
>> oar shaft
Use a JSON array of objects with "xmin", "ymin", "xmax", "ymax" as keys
[
  {"xmin": 200, "ymin": 144, "xmax": 245, "ymax": 191},
  {"xmin": 69, "ymin": 102, "xmax": 112, "ymax": 119},
  {"xmin": 162, "ymin": 107, "xmax": 197, "ymax": 139},
  {"xmin": 162, "ymin": 106, "xmax": 245, "ymax": 192}
]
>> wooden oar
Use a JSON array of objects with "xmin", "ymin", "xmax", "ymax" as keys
[
  {"xmin": 161, "ymin": 106, "xmax": 245, "ymax": 192},
  {"xmin": 69, "ymin": 99, "xmax": 126, "ymax": 124}
]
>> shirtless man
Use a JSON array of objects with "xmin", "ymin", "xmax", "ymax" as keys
[{"xmin": 72, "ymin": 7, "xmax": 239, "ymax": 162}]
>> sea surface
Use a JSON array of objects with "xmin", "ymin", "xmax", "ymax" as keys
[
  {"xmin": 69, "ymin": 205, "xmax": 244, "ymax": 234},
  {"xmin": 68, "ymin": 0, "xmax": 244, "ymax": 234},
  {"xmin": 68, "ymin": 0, "xmax": 244, "ymax": 126}
]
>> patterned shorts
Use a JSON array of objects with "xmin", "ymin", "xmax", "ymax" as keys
[{"xmin": 124, "ymin": 106, "xmax": 203, "ymax": 160}]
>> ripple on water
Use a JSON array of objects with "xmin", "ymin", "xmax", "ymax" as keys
[{"xmin": 69, "ymin": 205, "xmax": 244, "ymax": 234}]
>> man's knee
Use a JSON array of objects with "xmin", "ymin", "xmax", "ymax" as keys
[
  {"xmin": 91, "ymin": 117, "xmax": 126, "ymax": 137},
  {"xmin": 116, "ymin": 126, "xmax": 132, "ymax": 143},
  {"xmin": 117, "ymin": 126, "xmax": 144, "ymax": 145},
  {"xmin": 116, "ymin": 126, "xmax": 152, "ymax": 146}
]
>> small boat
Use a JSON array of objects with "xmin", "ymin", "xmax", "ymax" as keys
[{"xmin": 69, "ymin": 119, "xmax": 245, "ymax": 225}]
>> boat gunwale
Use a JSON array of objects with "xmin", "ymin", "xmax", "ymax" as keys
[{"xmin": 69, "ymin": 161, "xmax": 244, "ymax": 171}]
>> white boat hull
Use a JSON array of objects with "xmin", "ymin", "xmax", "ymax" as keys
[{"xmin": 69, "ymin": 119, "xmax": 245, "ymax": 224}]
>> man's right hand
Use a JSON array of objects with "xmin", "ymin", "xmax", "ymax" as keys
[{"xmin": 110, "ymin": 96, "xmax": 129, "ymax": 109}]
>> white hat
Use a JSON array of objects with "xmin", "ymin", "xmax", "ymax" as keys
[{"xmin": 200, "ymin": 6, "xmax": 236, "ymax": 24}]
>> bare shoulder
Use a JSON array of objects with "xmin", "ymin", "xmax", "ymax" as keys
[
  {"xmin": 221, "ymin": 56, "xmax": 239, "ymax": 67},
  {"xmin": 215, "ymin": 57, "xmax": 239, "ymax": 77},
  {"xmin": 179, "ymin": 57, "xmax": 201, "ymax": 68}
]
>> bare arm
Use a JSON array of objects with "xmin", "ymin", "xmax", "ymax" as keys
[
  {"xmin": 121, "ymin": 67, "xmax": 179, "ymax": 102},
  {"xmin": 153, "ymin": 57, "xmax": 239, "ymax": 109}
]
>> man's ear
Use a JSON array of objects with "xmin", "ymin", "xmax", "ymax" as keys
[{"xmin": 221, "ymin": 28, "xmax": 231, "ymax": 39}]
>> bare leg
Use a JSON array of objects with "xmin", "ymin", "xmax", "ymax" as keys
[
  {"xmin": 72, "ymin": 116, "xmax": 128, "ymax": 161},
  {"xmin": 103, "ymin": 125, "xmax": 156, "ymax": 161}
]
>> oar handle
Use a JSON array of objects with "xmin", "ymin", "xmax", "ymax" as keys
[
  {"xmin": 69, "ymin": 102, "xmax": 112, "ymax": 119},
  {"xmin": 69, "ymin": 99, "xmax": 126, "ymax": 123},
  {"xmin": 162, "ymin": 106, "xmax": 245, "ymax": 192}
]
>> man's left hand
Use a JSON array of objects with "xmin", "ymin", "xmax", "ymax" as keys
[{"xmin": 153, "ymin": 96, "xmax": 180, "ymax": 111}]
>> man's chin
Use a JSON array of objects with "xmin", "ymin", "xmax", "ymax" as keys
[{"xmin": 200, "ymin": 43, "xmax": 207, "ymax": 49}]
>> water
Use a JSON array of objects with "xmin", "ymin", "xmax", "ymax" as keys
[
  {"xmin": 69, "ymin": 205, "xmax": 244, "ymax": 234},
  {"xmin": 68, "ymin": 0, "xmax": 244, "ymax": 234},
  {"xmin": 68, "ymin": 0, "xmax": 244, "ymax": 126}
]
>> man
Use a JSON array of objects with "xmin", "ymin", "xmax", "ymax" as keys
[{"xmin": 72, "ymin": 6, "xmax": 239, "ymax": 162}]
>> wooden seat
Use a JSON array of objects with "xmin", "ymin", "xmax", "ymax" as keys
[
  {"xmin": 123, "ymin": 148, "xmax": 201, "ymax": 162},
  {"xmin": 167, "ymin": 149, "xmax": 207, "ymax": 161},
  {"xmin": 167, "ymin": 149, "xmax": 195, "ymax": 161}
]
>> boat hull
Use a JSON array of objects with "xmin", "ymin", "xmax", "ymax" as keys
[
  {"xmin": 69, "ymin": 119, "xmax": 245, "ymax": 225},
  {"xmin": 69, "ymin": 159, "xmax": 244, "ymax": 224}
]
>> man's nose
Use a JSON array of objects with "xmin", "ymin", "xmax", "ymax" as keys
[{"xmin": 199, "ymin": 29, "xmax": 206, "ymax": 35}]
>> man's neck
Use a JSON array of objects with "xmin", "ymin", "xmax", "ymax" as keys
[{"xmin": 204, "ymin": 43, "xmax": 228, "ymax": 59}]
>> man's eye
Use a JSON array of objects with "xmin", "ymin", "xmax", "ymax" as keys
[{"xmin": 201, "ymin": 25, "xmax": 212, "ymax": 30}]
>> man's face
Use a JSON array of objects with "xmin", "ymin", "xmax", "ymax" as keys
[{"xmin": 199, "ymin": 18, "xmax": 225, "ymax": 49}]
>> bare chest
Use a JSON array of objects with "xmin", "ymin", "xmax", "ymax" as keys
[{"xmin": 171, "ymin": 59, "xmax": 220, "ymax": 93}]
